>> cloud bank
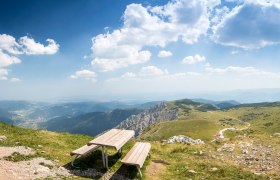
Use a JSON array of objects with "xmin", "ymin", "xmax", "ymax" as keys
[
  {"xmin": 212, "ymin": 1, "xmax": 280, "ymax": 49},
  {"xmin": 91, "ymin": 0, "xmax": 219, "ymax": 72},
  {"xmin": 0, "ymin": 34, "xmax": 59, "ymax": 81}
]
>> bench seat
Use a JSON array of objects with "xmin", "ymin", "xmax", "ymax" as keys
[
  {"xmin": 70, "ymin": 144, "xmax": 99, "ymax": 167},
  {"xmin": 70, "ymin": 144, "xmax": 99, "ymax": 156},
  {"xmin": 121, "ymin": 142, "xmax": 151, "ymax": 177}
]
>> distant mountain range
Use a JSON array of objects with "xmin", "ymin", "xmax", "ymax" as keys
[
  {"xmin": 40, "ymin": 108, "xmax": 143, "ymax": 136},
  {"xmin": 192, "ymin": 98, "xmax": 240, "ymax": 109},
  {"xmin": 1, "ymin": 98, "xmax": 280, "ymax": 137},
  {"xmin": 0, "ymin": 100, "xmax": 161, "ymax": 128}
]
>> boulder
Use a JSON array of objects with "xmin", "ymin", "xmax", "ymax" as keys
[
  {"xmin": 166, "ymin": 135, "xmax": 204, "ymax": 145},
  {"xmin": 0, "ymin": 135, "xmax": 7, "ymax": 141}
]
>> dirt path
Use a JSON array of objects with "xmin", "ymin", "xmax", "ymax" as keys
[
  {"xmin": 146, "ymin": 160, "xmax": 168, "ymax": 180},
  {"xmin": 209, "ymin": 111, "xmax": 251, "ymax": 141},
  {"xmin": 0, "ymin": 146, "xmax": 69, "ymax": 180},
  {"xmin": 212, "ymin": 122, "xmax": 250, "ymax": 142}
]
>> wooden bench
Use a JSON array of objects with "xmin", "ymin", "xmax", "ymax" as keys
[
  {"xmin": 121, "ymin": 142, "xmax": 151, "ymax": 178},
  {"xmin": 70, "ymin": 144, "xmax": 99, "ymax": 167}
]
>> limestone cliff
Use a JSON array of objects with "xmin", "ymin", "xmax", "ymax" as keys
[{"xmin": 116, "ymin": 102, "xmax": 178, "ymax": 136}]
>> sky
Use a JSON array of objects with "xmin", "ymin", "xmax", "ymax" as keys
[{"xmin": 0, "ymin": 0, "xmax": 280, "ymax": 101}]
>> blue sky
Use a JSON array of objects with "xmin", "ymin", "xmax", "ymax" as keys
[{"xmin": 0, "ymin": 0, "xmax": 280, "ymax": 101}]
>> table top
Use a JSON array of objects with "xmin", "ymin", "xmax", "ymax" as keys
[{"xmin": 88, "ymin": 129, "xmax": 135, "ymax": 150}]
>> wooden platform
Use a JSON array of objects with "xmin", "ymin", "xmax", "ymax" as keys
[{"xmin": 121, "ymin": 142, "xmax": 151, "ymax": 168}]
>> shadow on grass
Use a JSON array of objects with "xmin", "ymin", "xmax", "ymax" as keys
[
  {"xmin": 63, "ymin": 149, "xmax": 139, "ymax": 179},
  {"xmin": 110, "ymin": 164, "xmax": 139, "ymax": 179}
]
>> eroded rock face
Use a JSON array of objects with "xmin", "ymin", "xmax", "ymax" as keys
[
  {"xmin": 166, "ymin": 135, "xmax": 204, "ymax": 145},
  {"xmin": 116, "ymin": 103, "xmax": 178, "ymax": 136}
]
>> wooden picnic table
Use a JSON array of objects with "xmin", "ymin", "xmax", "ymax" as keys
[{"xmin": 88, "ymin": 128, "xmax": 135, "ymax": 169}]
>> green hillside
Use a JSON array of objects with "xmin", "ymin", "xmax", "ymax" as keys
[
  {"xmin": 1, "ymin": 100, "xmax": 280, "ymax": 179},
  {"xmin": 141, "ymin": 101, "xmax": 280, "ymax": 179},
  {"xmin": 0, "ymin": 121, "xmax": 272, "ymax": 179}
]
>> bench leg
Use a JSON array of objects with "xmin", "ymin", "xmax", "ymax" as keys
[
  {"xmin": 137, "ymin": 166, "xmax": 142, "ymax": 179},
  {"xmin": 118, "ymin": 148, "xmax": 122, "ymax": 155},
  {"xmin": 105, "ymin": 147, "xmax": 108, "ymax": 169},
  {"xmin": 102, "ymin": 146, "xmax": 105, "ymax": 168},
  {"xmin": 71, "ymin": 155, "xmax": 80, "ymax": 168}
]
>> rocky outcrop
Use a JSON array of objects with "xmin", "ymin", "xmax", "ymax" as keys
[
  {"xmin": 116, "ymin": 102, "xmax": 178, "ymax": 136},
  {"xmin": 166, "ymin": 135, "xmax": 204, "ymax": 145}
]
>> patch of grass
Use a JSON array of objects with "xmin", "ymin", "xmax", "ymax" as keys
[
  {"xmin": 39, "ymin": 162, "xmax": 54, "ymax": 169},
  {"xmin": 3, "ymin": 152, "xmax": 37, "ymax": 162},
  {"xmin": 142, "ymin": 119, "xmax": 220, "ymax": 141},
  {"xmin": 0, "ymin": 122, "xmax": 93, "ymax": 165}
]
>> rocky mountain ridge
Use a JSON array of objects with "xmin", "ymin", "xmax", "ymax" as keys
[{"xmin": 116, "ymin": 102, "xmax": 178, "ymax": 136}]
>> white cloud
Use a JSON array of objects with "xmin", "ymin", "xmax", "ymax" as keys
[
  {"xmin": 91, "ymin": 0, "xmax": 219, "ymax": 71},
  {"xmin": 158, "ymin": 50, "xmax": 173, "ymax": 58},
  {"xmin": 205, "ymin": 63, "xmax": 280, "ymax": 77},
  {"xmin": 0, "ymin": 34, "xmax": 21, "ymax": 54},
  {"xmin": 0, "ymin": 69, "xmax": 8, "ymax": 80},
  {"xmin": 139, "ymin": 66, "xmax": 168, "ymax": 76},
  {"xmin": 0, "ymin": 34, "xmax": 59, "ymax": 55},
  {"xmin": 10, "ymin": 78, "xmax": 21, "ymax": 82},
  {"xmin": 212, "ymin": 1, "xmax": 280, "ymax": 49},
  {"xmin": 70, "ymin": 70, "xmax": 97, "ymax": 81},
  {"xmin": 0, "ymin": 34, "xmax": 59, "ymax": 80},
  {"xmin": 164, "ymin": 72, "xmax": 202, "ymax": 79},
  {"xmin": 182, "ymin": 54, "xmax": 206, "ymax": 64},
  {"xmin": 121, "ymin": 72, "xmax": 137, "ymax": 78},
  {"xmin": 19, "ymin": 36, "xmax": 59, "ymax": 55},
  {"xmin": 0, "ymin": 51, "xmax": 21, "ymax": 67}
]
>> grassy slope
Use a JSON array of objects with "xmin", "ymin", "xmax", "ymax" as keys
[
  {"xmin": 142, "ymin": 109, "xmax": 224, "ymax": 141},
  {"xmin": 141, "ymin": 102, "xmax": 280, "ymax": 179},
  {"xmin": 0, "ymin": 122, "xmax": 267, "ymax": 180},
  {"xmin": 0, "ymin": 122, "xmax": 92, "ymax": 165},
  {"xmin": 1, "ymin": 102, "xmax": 280, "ymax": 179},
  {"xmin": 150, "ymin": 143, "xmax": 269, "ymax": 180}
]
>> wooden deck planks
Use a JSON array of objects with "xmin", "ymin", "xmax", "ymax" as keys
[
  {"xmin": 88, "ymin": 129, "xmax": 135, "ymax": 150},
  {"xmin": 113, "ymin": 130, "xmax": 135, "ymax": 150},
  {"xmin": 88, "ymin": 129, "xmax": 121, "ymax": 145}
]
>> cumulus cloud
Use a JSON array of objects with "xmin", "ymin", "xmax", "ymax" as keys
[
  {"xmin": 212, "ymin": 1, "xmax": 280, "ymax": 49},
  {"xmin": 19, "ymin": 36, "xmax": 59, "ymax": 55},
  {"xmin": 0, "ymin": 34, "xmax": 22, "ymax": 54},
  {"xmin": 0, "ymin": 34, "xmax": 59, "ymax": 55},
  {"xmin": 158, "ymin": 50, "xmax": 173, "ymax": 58},
  {"xmin": 0, "ymin": 51, "xmax": 21, "ymax": 67},
  {"xmin": 182, "ymin": 54, "xmax": 206, "ymax": 64},
  {"xmin": 0, "ymin": 34, "xmax": 59, "ymax": 80},
  {"xmin": 121, "ymin": 72, "xmax": 137, "ymax": 78},
  {"xmin": 139, "ymin": 66, "xmax": 168, "ymax": 76},
  {"xmin": 0, "ymin": 69, "xmax": 8, "ymax": 80},
  {"xmin": 91, "ymin": 0, "xmax": 219, "ymax": 71},
  {"xmin": 70, "ymin": 70, "xmax": 97, "ymax": 81}
]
